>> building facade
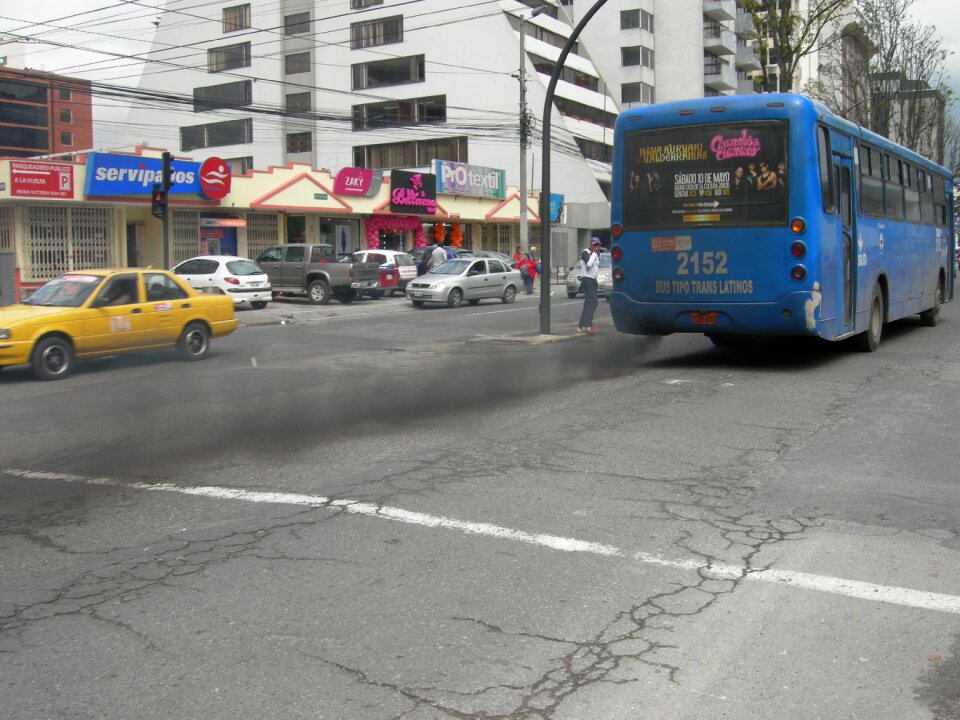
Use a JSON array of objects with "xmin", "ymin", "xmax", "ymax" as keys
[{"xmin": 0, "ymin": 65, "xmax": 93, "ymax": 159}]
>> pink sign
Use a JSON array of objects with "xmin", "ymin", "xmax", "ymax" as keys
[
  {"xmin": 11, "ymin": 161, "xmax": 74, "ymax": 198},
  {"xmin": 334, "ymin": 167, "xmax": 380, "ymax": 196}
]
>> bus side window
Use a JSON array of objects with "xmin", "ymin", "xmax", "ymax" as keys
[{"xmin": 818, "ymin": 125, "xmax": 834, "ymax": 213}]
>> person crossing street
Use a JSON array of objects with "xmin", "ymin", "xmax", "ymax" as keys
[{"xmin": 577, "ymin": 237, "xmax": 602, "ymax": 334}]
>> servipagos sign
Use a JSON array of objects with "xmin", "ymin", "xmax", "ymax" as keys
[
  {"xmin": 433, "ymin": 160, "xmax": 505, "ymax": 200},
  {"xmin": 83, "ymin": 152, "xmax": 230, "ymax": 199}
]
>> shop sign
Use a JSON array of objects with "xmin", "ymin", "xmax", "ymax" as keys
[
  {"xmin": 199, "ymin": 216, "xmax": 246, "ymax": 228},
  {"xmin": 389, "ymin": 170, "xmax": 437, "ymax": 215},
  {"xmin": 11, "ymin": 161, "xmax": 74, "ymax": 199},
  {"xmin": 84, "ymin": 152, "xmax": 230, "ymax": 198},
  {"xmin": 433, "ymin": 160, "xmax": 505, "ymax": 200},
  {"xmin": 333, "ymin": 167, "xmax": 382, "ymax": 197},
  {"xmin": 550, "ymin": 193, "xmax": 564, "ymax": 223},
  {"xmin": 198, "ymin": 157, "xmax": 231, "ymax": 200}
]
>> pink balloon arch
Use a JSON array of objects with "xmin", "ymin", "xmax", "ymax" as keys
[{"xmin": 364, "ymin": 215, "xmax": 425, "ymax": 250}]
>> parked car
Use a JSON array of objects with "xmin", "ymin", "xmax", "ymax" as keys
[
  {"xmin": 352, "ymin": 250, "xmax": 418, "ymax": 296},
  {"xmin": 566, "ymin": 252, "xmax": 613, "ymax": 298},
  {"xmin": 0, "ymin": 269, "xmax": 237, "ymax": 380},
  {"xmin": 405, "ymin": 257, "xmax": 521, "ymax": 308},
  {"xmin": 256, "ymin": 244, "xmax": 380, "ymax": 304},
  {"xmin": 171, "ymin": 255, "xmax": 272, "ymax": 309}
]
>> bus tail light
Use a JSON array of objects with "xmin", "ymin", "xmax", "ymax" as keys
[
  {"xmin": 790, "ymin": 241, "xmax": 806, "ymax": 258},
  {"xmin": 612, "ymin": 268, "xmax": 624, "ymax": 283},
  {"xmin": 611, "ymin": 223, "xmax": 623, "ymax": 239},
  {"xmin": 790, "ymin": 218, "xmax": 806, "ymax": 234},
  {"xmin": 790, "ymin": 265, "xmax": 807, "ymax": 282},
  {"xmin": 611, "ymin": 245, "xmax": 623, "ymax": 262}
]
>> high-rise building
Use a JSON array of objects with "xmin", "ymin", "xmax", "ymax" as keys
[{"xmin": 122, "ymin": 0, "xmax": 619, "ymax": 211}]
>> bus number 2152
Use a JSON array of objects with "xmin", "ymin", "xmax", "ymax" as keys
[{"xmin": 676, "ymin": 251, "xmax": 728, "ymax": 276}]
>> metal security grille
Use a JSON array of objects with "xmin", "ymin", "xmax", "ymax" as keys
[
  {"xmin": 71, "ymin": 207, "xmax": 115, "ymax": 270},
  {"xmin": 0, "ymin": 206, "xmax": 12, "ymax": 252},
  {"xmin": 246, "ymin": 212, "xmax": 279, "ymax": 259},
  {"xmin": 22, "ymin": 205, "xmax": 115, "ymax": 281},
  {"xmin": 171, "ymin": 210, "xmax": 201, "ymax": 265}
]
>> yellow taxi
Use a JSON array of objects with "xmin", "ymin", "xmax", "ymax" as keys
[{"xmin": 0, "ymin": 268, "xmax": 238, "ymax": 380}]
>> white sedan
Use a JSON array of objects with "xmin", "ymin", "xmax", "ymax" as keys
[
  {"xmin": 405, "ymin": 257, "xmax": 520, "ymax": 308},
  {"xmin": 171, "ymin": 255, "xmax": 272, "ymax": 309}
]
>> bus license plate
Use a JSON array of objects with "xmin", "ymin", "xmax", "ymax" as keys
[{"xmin": 691, "ymin": 311, "xmax": 718, "ymax": 326}]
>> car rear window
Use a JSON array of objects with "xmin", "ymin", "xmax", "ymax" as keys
[{"xmin": 226, "ymin": 260, "xmax": 264, "ymax": 276}]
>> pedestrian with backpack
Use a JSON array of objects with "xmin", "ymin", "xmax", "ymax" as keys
[{"xmin": 577, "ymin": 237, "xmax": 602, "ymax": 334}]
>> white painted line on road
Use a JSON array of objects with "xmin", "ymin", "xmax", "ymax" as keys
[{"xmin": 8, "ymin": 467, "xmax": 960, "ymax": 615}]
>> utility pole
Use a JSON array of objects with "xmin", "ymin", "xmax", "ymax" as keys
[{"xmin": 518, "ymin": 7, "xmax": 543, "ymax": 257}]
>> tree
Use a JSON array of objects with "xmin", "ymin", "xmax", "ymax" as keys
[
  {"xmin": 741, "ymin": 0, "xmax": 852, "ymax": 93},
  {"xmin": 804, "ymin": 0, "xmax": 954, "ymax": 164}
]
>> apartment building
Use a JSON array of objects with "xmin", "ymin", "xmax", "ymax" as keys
[
  {"xmin": 122, "ymin": 0, "xmax": 618, "ymax": 212},
  {"xmin": 562, "ymin": 0, "xmax": 754, "ymax": 108}
]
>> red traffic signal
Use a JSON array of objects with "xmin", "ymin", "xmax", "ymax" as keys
[{"xmin": 150, "ymin": 183, "xmax": 167, "ymax": 219}]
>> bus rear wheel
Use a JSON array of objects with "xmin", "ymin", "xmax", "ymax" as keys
[
  {"xmin": 919, "ymin": 277, "xmax": 943, "ymax": 327},
  {"xmin": 854, "ymin": 284, "xmax": 883, "ymax": 352}
]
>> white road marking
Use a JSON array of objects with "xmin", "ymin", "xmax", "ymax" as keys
[{"xmin": 7, "ymin": 468, "xmax": 960, "ymax": 615}]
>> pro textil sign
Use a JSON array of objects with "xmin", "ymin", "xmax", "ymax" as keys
[
  {"xmin": 84, "ymin": 153, "xmax": 205, "ymax": 197},
  {"xmin": 433, "ymin": 160, "xmax": 505, "ymax": 200}
]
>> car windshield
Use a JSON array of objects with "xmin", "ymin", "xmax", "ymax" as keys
[
  {"xmin": 599, "ymin": 254, "xmax": 612, "ymax": 267},
  {"xmin": 22, "ymin": 274, "xmax": 103, "ymax": 307},
  {"xmin": 225, "ymin": 259, "xmax": 263, "ymax": 276},
  {"xmin": 429, "ymin": 260, "xmax": 470, "ymax": 275}
]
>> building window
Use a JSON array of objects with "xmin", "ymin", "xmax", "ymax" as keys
[
  {"xmin": 180, "ymin": 118, "xmax": 252, "ymax": 151},
  {"xmin": 224, "ymin": 156, "xmax": 253, "ymax": 175},
  {"xmin": 621, "ymin": 81, "xmax": 655, "ymax": 104},
  {"xmin": 0, "ymin": 103, "xmax": 47, "ymax": 126},
  {"xmin": 208, "ymin": 42, "xmax": 251, "ymax": 72},
  {"xmin": 59, "ymin": 108, "xmax": 72, "ymax": 123},
  {"xmin": 351, "ymin": 0, "xmax": 383, "ymax": 7},
  {"xmin": 352, "ymin": 95, "xmax": 446, "ymax": 131},
  {"xmin": 352, "ymin": 55, "xmax": 424, "ymax": 89},
  {"xmin": 285, "ymin": 52, "xmax": 311, "ymax": 75},
  {"xmin": 0, "ymin": 79, "xmax": 47, "ymax": 103},
  {"xmin": 222, "ymin": 4, "xmax": 250, "ymax": 32},
  {"xmin": 193, "ymin": 80, "xmax": 252, "ymax": 112},
  {"xmin": 58, "ymin": 87, "xmax": 71, "ymax": 101},
  {"xmin": 285, "ymin": 12, "xmax": 310, "ymax": 35},
  {"xmin": 286, "ymin": 131, "xmax": 312, "ymax": 153},
  {"xmin": 350, "ymin": 15, "xmax": 403, "ymax": 49},
  {"xmin": 59, "ymin": 131, "xmax": 73, "ymax": 146},
  {"xmin": 286, "ymin": 92, "xmax": 311, "ymax": 114},
  {"xmin": 620, "ymin": 10, "xmax": 640, "ymax": 29},
  {"xmin": 554, "ymin": 97, "xmax": 617, "ymax": 128},
  {"xmin": 353, "ymin": 136, "xmax": 467, "ymax": 170},
  {"xmin": 621, "ymin": 45, "xmax": 654, "ymax": 69}
]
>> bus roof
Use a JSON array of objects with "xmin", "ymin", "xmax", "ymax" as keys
[{"xmin": 616, "ymin": 93, "xmax": 951, "ymax": 177}]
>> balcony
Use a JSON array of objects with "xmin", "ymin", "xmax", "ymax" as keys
[
  {"xmin": 736, "ymin": 45, "xmax": 761, "ymax": 71},
  {"xmin": 703, "ymin": 26, "xmax": 736, "ymax": 55},
  {"xmin": 704, "ymin": 57, "xmax": 737, "ymax": 92},
  {"xmin": 703, "ymin": 0, "xmax": 736, "ymax": 21}
]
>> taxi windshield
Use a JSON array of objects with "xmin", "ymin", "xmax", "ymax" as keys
[{"xmin": 22, "ymin": 275, "xmax": 103, "ymax": 307}]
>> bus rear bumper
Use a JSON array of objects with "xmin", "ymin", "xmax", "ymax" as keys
[{"xmin": 608, "ymin": 290, "xmax": 822, "ymax": 337}]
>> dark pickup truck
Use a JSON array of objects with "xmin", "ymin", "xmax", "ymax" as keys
[{"xmin": 256, "ymin": 244, "xmax": 381, "ymax": 304}]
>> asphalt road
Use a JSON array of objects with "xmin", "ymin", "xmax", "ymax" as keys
[{"xmin": 1, "ymin": 288, "xmax": 959, "ymax": 719}]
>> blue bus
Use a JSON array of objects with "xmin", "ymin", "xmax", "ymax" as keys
[{"xmin": 608, "ymin": 93, "xmax": 955, "ymax": 351}]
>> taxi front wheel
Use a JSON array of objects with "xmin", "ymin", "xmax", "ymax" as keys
[
  {"xmin": 177, "ymin": 322, "xmax": 210, "ymax": 361},
  {"xmin": 31, "ymin": 336, "xmax": 75, "ymax": 381}
]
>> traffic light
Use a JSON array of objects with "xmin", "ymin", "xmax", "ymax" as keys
[{"xmin": 150, "ymin": 183, "xmax": 167, "ymax": 219}]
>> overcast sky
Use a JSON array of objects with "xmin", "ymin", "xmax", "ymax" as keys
[{"xmin": 1, "ymin": 0, "xmax": 958, "ymax": 142}]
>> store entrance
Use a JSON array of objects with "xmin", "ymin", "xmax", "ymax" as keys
[{"xmin": 378, "ymin": 230, "xmax": 404, "ymax": 252}]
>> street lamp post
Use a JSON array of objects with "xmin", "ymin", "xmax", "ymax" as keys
[
  {"xmin": 518, "ymin": 7, "xmax": 543, "ymax": 257},
  {"xmin": 538, "ymin": 0, "xmax": 609, "ymax": 335}
]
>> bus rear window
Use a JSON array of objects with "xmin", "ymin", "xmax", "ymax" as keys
[{"xmin": 622, "ymin": 121, "xmax": 788, "ymax": 229}]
